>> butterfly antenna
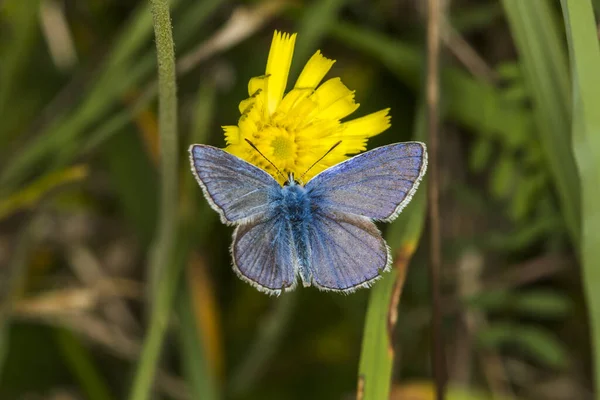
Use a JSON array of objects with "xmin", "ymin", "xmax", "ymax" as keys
[
  {"xmin": 300, "ymin": 140, "xmax": 342, "ymax": 180},
  {"xmin": 244, "ymin": 139, "xmax": 287, "ymax": 181}
]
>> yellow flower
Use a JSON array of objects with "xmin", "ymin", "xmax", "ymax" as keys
[{"xmin": 223, "ymin": 31, "xmax": 391, "ymax": 184}]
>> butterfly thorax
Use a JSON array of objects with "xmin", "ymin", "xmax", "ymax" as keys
[{"xmin": 279, "ymin": 180, "xmax": 312, "ymax": 224}]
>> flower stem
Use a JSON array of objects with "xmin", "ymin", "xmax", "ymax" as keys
[{"xmin": 128, "ymin": 0, "xmax": 178, "ymax": 399}]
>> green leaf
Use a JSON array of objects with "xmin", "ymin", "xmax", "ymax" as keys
[
  {"xmin": 478, "ymin": 323, "xmax": 568, "ymax": 369},
  {"xmin": 467, "ymin": 289, "xmax": 572, "ymax": 318},
  {"xmin": 560, "ymin": 0, "xmax": 600, "ymax": 394},
  {"xmin": 489, "ymin": 153, "xmax": 516, "ymax": 199},
  {"xmin": 330, "ymin": 22, "xmax": 534, "ymax": 149},
  {"xmin": 468, "ymin": 137, "xmax": 494, "ymax": 173},
  {"xmin": 512, "ymin": 290, "xmax": 572, "ymax": 317}
]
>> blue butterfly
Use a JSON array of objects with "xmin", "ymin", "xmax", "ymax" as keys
[{"xmin": 189, "ymin": 142, "xmax": 427, "ymax": 295}]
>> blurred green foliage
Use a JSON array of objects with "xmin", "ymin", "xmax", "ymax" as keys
[{"xmin": 0, "ymin": 0, "xmax": 599, "ymax": 399}]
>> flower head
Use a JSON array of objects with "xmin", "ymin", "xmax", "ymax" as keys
[{"xmin": 223, "ymin": 31, "xmax": 391, "ymax": 184}]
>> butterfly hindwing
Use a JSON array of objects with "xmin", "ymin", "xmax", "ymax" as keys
[
  {"xmin": 232, "ymin": 215, "xmax": 297, "ymax": 295},
  {"xmin": 306, "ymin": 142, "xmax": 427, "ymax": 222},
  {"xmin": 304, "ymin": 210, "xmax": 389, "ymax": 292},
  {"xmin": 189, "ymin": 145, "xmax": 280, "ymax": 224}
]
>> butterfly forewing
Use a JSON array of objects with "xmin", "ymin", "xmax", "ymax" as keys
[
  {"xmin": 305, "ymin": 211, "xmax": 389, "ymax": 292},
  {"xmin": 232, "ymin": 216, "xmax": 297, "ymax": 295},
  {"xmin": 189, "ymin": 145, "xmax": 279, "ymax": 224},
  {"xmin": 306, "ymin": 142, "xmax": 427, "ymax": 222}
]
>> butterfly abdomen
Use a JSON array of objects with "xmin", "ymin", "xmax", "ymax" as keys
[{"xmin": 279, "ymin": 183, "xmax": 314, "ymax": 286}]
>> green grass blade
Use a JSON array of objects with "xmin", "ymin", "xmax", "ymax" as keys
[
  {"xmin": 177, "ymin": 285, "xmax": 219, "ymax": 400},
  {"xmin": 54, "ymin": 329, "xmax": 115, "ymax": 400},
  {"xmin": 177, "ymin": 79, "xmax": 220, "ymax": 400},
  {"xmin": 229, "ymin": 293, "xmax": 297, "ymax": 396},
  {"xmin": 559, "ymin": 0, "xmax": 600, "ymax": 393},
  {"xmin": 357, "ymin": 105, "xmax": 428, "ymax": 400},
  {"xmin": 0, "ymin": 215, "xmax": 38, "ymax": 376},
  {"xmin": 501, "ymin": 0, "xmax": 580, "ymax": 245},
  {"xmin": 128, "ymin": 0, "xmax": 179, "ymax": 399},
  {"xmin": 128, "ymin": 227, "xmax": 191, "ymax": 400},
  {"xmin": 0, "ymin": 0, "xmax": 40, "ymax": 128},
  {"xmin": 102, "ymin": 129, "xmax": 158, "ymax": 246},
  {"xmin": 146, "ymin": 0, "xmax": 179, "ymax": 296},
  {"xmin": 451, "ymin": 2, "xmax": 503, "ymax": 33}
]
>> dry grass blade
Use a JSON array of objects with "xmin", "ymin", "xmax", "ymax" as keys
[{"xmin": 426, "ymin": 0, "xmax": 447, "ymax": 398}]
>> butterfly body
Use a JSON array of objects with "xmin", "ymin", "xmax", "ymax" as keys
[
  {"xmin": 189, "ymin": 142, "xmax": 428, "ymax": 295},
  {"xmin": 269, "ymin": 178, "xmax": 314, "ymax": 286}
]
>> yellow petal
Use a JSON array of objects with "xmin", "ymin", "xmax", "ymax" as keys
[
  {"xmin": 340, "ymin": 108, "xmax": 391, "ymax": 138},
  {"xmin": 238, "ymin": 112, "xmax": 259, "ymax": 138},
  {"xmin": 318, "ymin": 97, "xmax": 360, "ymax": 121},
  {"xmin": 223, "ymin": 126, "xmax": 240, "ymax": 145},
  {"xmin": 336, "ymin": 137, "xmax": 369, "ymax": 154},
  {"xmin": 275, "ymin": 88, "xmax": 312, "ymax": 116},
  {"xmin": 296, "ymin": 120, "xmax": 339, "ymax": 141},
  {"xmin": 225, "ymin": 143, "xmax": 245, "ymax": 159},
  {"xmin": 265, "ymin": 31, "xmax": 297, "ymax": 116},
  {"xmin": 284, "ymin": 96, "xmax": 319, "ymax": 130},
  {"xmin": 238, "ymin": 97, "xmax": 255, "ymax": 115},
  {"xmin": 310, "ymin": 78, "xmax": 354, "ymax": 110},
  {"xmin": 248, "ymin": 75, "xmax": 267, "ymax": 97},
  {"xmin": 295, "ymin": 51, "xmax": 335, "ymax": 89}
]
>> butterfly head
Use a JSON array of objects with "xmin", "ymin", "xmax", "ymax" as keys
[{"xmin": 284, "ymin": 172, "xmax": 303, "ymax": 187}]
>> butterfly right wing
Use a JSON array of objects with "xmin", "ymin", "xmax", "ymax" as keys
[
  {"xmin": 303, "ymin": 210, "xmax": 390, "ymax": 292},
  {"xmin": 189, "ymin": 144, "xmax": 280, "ymax": 224},
  {"xmin": 232, "ymin": 214, "xmax": 297, "ymax": 295},
  {"xmin": 305, "ymin": 142, "xmax": 427, "ymax": 222}
]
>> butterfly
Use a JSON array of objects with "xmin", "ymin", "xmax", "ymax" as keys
[{"xmin": 188, "ymin": 141, "xmax": 428, "ymax": 295}]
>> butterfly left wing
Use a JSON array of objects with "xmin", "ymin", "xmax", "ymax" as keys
[
  {"xmin": 189, "ymin": 144, "xmax": 280, "ymax": 224},
  {"xmin": 303, "ymin": 210, "xmax": 389, "ymax": 292},
  {"xmin": 232, "ymin": 214, "xmax": 297, "ymax": 295},
  {"xmin": 305, "ymin": 142, "xmax": 427, "ymax": 222}
]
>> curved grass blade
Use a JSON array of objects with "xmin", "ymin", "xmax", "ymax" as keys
[
  {"xmin": 559, "ymin": 0, "xmax": 600, "ymax": 394},
  {"xmin": 357, "ymin": 105, "xmax": 428, "ymax": 400},
  {"xmin": 501, "ymin": 0, "xmax": 579, "ymax": 245}
]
